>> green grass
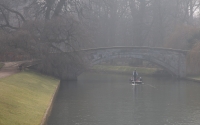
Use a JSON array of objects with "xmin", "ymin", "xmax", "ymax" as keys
[
  {"xmin": 0, "ymin": 62, "xmax": 4, "ymax": 69},
  {"xmin": 0, "ymin": 71, "xmax": 59, "ymax": 125},
  {"xmin": 91, "ymin": 65, "xmax": 157, "ymax": 75}
]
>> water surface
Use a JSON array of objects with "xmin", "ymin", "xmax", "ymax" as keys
[{"xmin": 47, "ymin": 72, "xmax": 200, "ymax": 125}]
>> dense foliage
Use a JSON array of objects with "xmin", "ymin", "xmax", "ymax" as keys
[{"xmin": 0, "ymin": 0, "xmax": 200, "ymax": 75}]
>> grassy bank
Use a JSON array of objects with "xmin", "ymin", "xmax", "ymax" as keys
[
  {"xmin": 91, "ymin": 65, "xmax": 158, "ymax": 76},
  {"xmin": 92, "ymin": 65, "xmax": 200, "ymax": 82},
  {"xmin": 0, "ymin": 71, "xmax": 59, "ymax": 125}
]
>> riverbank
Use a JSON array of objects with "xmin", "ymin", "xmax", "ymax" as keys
[
  {"xmin": 187, "ymin": 76, "xmax": 200, "ymax": 83},
  {"xmin": 91, "ymin": 65, "xmax": 158, "ymax": 76},
  {"xmin": 0, "ymin": 71, "xmax": 59, "ymax": 125},
  {"xmin": 91, "ymin": 65, "xmax": 200, "ymax": 83}
]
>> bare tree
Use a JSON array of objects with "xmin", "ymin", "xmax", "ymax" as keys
[{"xmin": 0, "ymin": 2, "xmax": 26, "ymax": 30}]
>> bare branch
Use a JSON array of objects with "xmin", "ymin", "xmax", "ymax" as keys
[{"xmin": 0, "ymin": 3, "xmax": 26, "ymax": 22}]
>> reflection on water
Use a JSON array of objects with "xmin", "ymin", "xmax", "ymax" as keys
[{"xmin": 47, "ymin": 72, "xmax": 200, "ymax": 125}]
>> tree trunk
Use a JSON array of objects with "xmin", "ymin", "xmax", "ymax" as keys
[
  {"xmin": 45, "ymin": 0, "xmax": 55, "ymax": 20},
  {"xmin": 52, "ymin": 0, "xmax": 66, "ymax": 18}
]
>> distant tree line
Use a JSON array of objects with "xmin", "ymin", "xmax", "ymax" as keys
[{"xmin": 0, "ymin": 0, "xmax": 200, "ymax": 75}]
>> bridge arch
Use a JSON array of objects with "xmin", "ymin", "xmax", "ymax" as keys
[{"xmin": 82, "ymin": 46, "xmax": 187, "ymax": 77}]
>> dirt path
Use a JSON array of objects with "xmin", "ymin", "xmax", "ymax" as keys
[{"xmin": 0, "ymin": 62, "xmax": 21, "ymax": 79}]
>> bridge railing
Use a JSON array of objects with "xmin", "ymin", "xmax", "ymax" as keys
[{"xmin": 77, "ymin": 46, "xmax": 189, "ymax": 54}]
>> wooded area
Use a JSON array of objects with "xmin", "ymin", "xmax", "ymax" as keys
[{"xmin": 0, "ymin": 0, "xmax": 200, "ymax": 75}]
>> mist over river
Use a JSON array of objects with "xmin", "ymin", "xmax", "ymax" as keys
[{"xmin": 47, "ymin": 72, "xmax": 200, "ymax": 125}]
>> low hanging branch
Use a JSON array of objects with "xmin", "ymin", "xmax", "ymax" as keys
[
  {"xmin": 0, "ymin": 4, "xmax": 26, "ymax": 22},
  {"xmin": 0, "ymin": 3, "xmax": 26, "ymax": 29}
]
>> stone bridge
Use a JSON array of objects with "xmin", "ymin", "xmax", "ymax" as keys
[
  {"xmin": 80, "ymin": 46, "xmax": 187, "ymax": 78},
  {"xmin": 33, "ymin": 46, "xmax": 187, "ymax": 80}
]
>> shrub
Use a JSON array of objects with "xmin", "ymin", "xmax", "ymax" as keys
[
  {"xmin": 163, "ymin": 25, "xmax": 198, "ymax": 50},
  {"xmin": 0, "ymin": 62, "xmax": 4, "ymax": 69}
]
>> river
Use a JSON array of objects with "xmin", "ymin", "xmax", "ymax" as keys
[{"xmin": 47, "ymin": 72, "xmax": 200, "ymax": 125}]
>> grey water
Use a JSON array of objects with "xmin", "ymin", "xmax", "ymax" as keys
[{"xmin": 47, "ymin": 72, "xmax": 200, "ymax": 125}]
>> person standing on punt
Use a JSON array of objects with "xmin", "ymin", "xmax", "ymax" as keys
[{"xmin": 133, "ymin": 70, "xmax": 138, "ymax": 81}]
